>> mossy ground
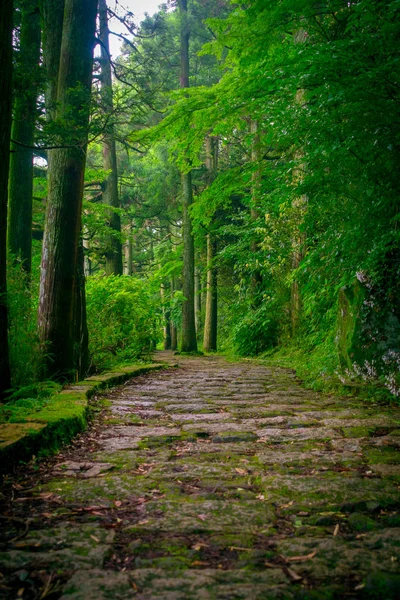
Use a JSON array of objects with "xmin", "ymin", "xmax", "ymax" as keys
[
  {"xmin": 0, "ymin": 352, "xmax": 399, "ymax": 599},
  {"xmin": 0, "ymin": 363, "xmax": 164, "ymax": 472}
]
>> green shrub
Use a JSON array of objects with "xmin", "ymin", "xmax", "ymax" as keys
[
  {"xmin": 232, "ymin": 302, "xmax": 279, "ymax": 356},
  {"xmin": 85, "ymin": 275, "xmax": 160, "ymax": 372},
  {"xmin": 7, "ymin": 260, "xmax": 41, "ymax": 387},
  {"xmin": 0, "ymin": 381, "xmax": 62, "ymax": 424}
]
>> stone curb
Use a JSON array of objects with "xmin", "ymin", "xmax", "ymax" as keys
[{"xmin": 0, "ymin": 363, "xmax": 165, "ymax": 475}]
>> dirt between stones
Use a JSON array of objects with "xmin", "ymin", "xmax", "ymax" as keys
[{"xmin": 1, "ymin": 351, "xmax": 400, "ymax": 599}]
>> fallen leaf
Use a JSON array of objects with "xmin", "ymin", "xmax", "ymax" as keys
[
  {"xmin": 114, "ymin": 500, "xmax": 122, "ymax": 507},
  {"xmin": 235, "ymin": 468, "xmax": 247, "ymax": 475},
  {"xmin": 38, "ymin": 492, "xmax": 54, "ymax": 499},
  {"xmin": 280, "ymin": 501, "xmax": 294, "ymax": 509},
  {"xmin": 129, "ymin": 580, "xmax": 138, "ymax": 592},
  {"xmin": 197, "ymin": 514, "xmax": 207, "ymax": 521},
  {"xmin": 285, "ymin": 567, "xmax": 303, "ymax": 582},
  {"xmin": 90, "ymin": 535, "xmax": 100, "ymax": 543},
  {"xmin": 265, "ymin": 562, "xmax": 277, "ymax": 569},
  {"xmin": 256, "ymin": 494, "xmax": 265, "ymax": 500},
  {"xmin": 192, "ymin": 543, "xmax": 208, "ymax": 551},
  {"xmin": 191, "ymin": 560, "xmax": 209, "ymax": 566},
  {"xmin": 354, "ymin": 584, "xmax": 365, "ymax": 591},
  {"xmin": 286, "ymin": 549, "xmax": 317, "ymax": 563},
  {"xmin": 137, "ymin": 519, "xmax": 149, "ymax": 525},
  {"xmin": 333, "ymin": 524, "xmax": 340, "ymax": 537}
]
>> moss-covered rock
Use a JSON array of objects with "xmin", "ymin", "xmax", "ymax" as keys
[
  {"xmin": 361, "ymin": 571, "xmax": 400, "ymax": 600},
  {"xmin": 348, "ymin": 512, "xmax": 379, "ymax": 532},
  {"xmin": 337, "ymin": 280, "xmax": 400, "ymax": 391}
]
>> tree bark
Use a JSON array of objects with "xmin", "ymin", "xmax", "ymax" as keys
[
  {"xmin": 99, "ymin": 0, "xmax": 123, "ymax": 276},
  {"xmin": 7, "ymin": 0, "xmax": 41, "ymax": 274},
  {"xmin": 40, "ymin": 0, "xmax": 65, "ymax": 124},
  {"xmin": 181, "ymin": 170, "xmax": 197, "ymax": 351},
  {"xmin": 203, "ymin": 234, "xmax": 217, "ymax": 352},
  {"xmin": 123, "ymin": 220, "xmax": 133, "ymax": 275},
  {"xmin": 0, "ymin": 0, "xmax": 13, "ymax": 399},
  {"xmin": 160, "ymin": 283, "xmax": 172, "ymax": 350},
  {"xmin": 203, "ymin": 135, "xmax": 218, "ymax": 352},
  {"xmin": 74, "ymin": 236, "xmax": 89, "ymax": 378},
  {"xmin": 194, "ymin": 267, "xmax": 201, "ymax": 335},
  {"xmin": 250, "ymin": 119, "xmax": 262, "ymax": 305},
  {"xmin": 290, "ymin": 85, "xmax": 307, "ymax": 337},
  {"xmin": 38, "ymin": 0, "xmax": 98, "ymax": 379},
  {"xmin": 178, "ymin": 0, "xmax": 197, "ymax": 352},
  {"xmin": 170, "ymin": 277, "xmax": 178, "ymax": 351}
]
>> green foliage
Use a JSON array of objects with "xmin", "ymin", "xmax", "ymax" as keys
[
  {"xmin": 0, "ymin": 381, "xmax": 62, "ymax": 424},
  {"xmin": 85, "ymin": 275, "xmax": 160, "ymax": 372},
  {"xmin": 7, "ymin": 260, "xmax": 41, "ymax": 387},
  {"xmin": 6, "ymin": 380, "xmax": 62, "ymax": 402},
  {"xmin": 7, "ymin": 0, "xmax": 398, "ymax": 400},
  {"xmin": 153, "ymin": 0, "xmax": 400, "ymax": 395},
  {"xmin": 232, "ymin": 302, "xmax": 279, "ymax": 357}
]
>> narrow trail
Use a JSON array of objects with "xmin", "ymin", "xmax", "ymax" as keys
[{"xmin": 1, "ymin": 352, "xmax": 400, "ymax": 599}]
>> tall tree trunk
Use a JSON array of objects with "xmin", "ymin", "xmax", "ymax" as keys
[
  {"xmin": 194, "ymin": 267, "xmax": 201, "ymax": 335},
  {"xmin": 99, "ymin": 0, "xmax": 122, "ymax": 276},
  {"xmin": 181, "ymin": 171, "xmax": 197, "ymax": 351},
  {"xmin": 40, "ymin": 0, "xmax": 65, "ymax": 126},
  {"xmin": 290, "ymin": 84, "xmax": 307, "ymax": 337},
  {"xmin": 203, "ymin": 234, "xmax": 217, "ymax": 352},
  {"xmin": 203, "ymin": 135, "xmax": 218, "ymax": 352},
  {"xmin": 164, "ymin": 315, "xmax": 172, "ymax": 350},
  {"xmin": 170, "ymin": 277, "xmax": 178, "ymax": 351},
  {"xmin": 7, "ymin": 0, "xmax": 41, "ymax": 274},
  {"xmin": 83, "ymin": 226, "xmax": 92, "ymax": 276},
  {"xmin": 0, "ymin": 0, "xmax": 13, "ymax": 399},
  {"xmin": 178, "ymin": 0, "xmax": 197, "ymax": 352},
  {"xmin": 38, "ymin": 0, "xmax": 98, "ymax": 379},
  {"xmin": 123, "ymin": 222, "xmax": 133, "ymax": 275},
  {"xmin": 74, "ymin": 236, "xmax": 89, "ymax": 378},
  {"xmin": 250, "ymin": 119, "xmax": 262, "ymax": 305},
  {"xmin": 160, "ymin": 283, "xmax": 172, "ymax": 350},
  {"xmin": 289, "ymin": 31, "xmax": 308, "ymax": 336}
]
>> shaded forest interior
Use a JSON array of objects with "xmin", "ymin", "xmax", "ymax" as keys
[{"xmin": 1, "ymin": 0, "xmax": 400, "ymax": 407}]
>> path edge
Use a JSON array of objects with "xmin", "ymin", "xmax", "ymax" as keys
[{"xmin": 0, "ymin": 363, "xmax": 166, "ymax": 475}]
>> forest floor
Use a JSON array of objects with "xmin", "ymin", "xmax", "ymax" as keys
[{"xmin": 0, "ymin": 352, "xmax": 400, "ymax": 599}]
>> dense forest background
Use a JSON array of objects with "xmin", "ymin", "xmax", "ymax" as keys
[{"xmin": 1, "ymin": 0, "xmax": 399, "ymax": 404}]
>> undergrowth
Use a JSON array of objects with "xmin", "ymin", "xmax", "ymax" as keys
[
  {"xmin": 0, "ymin": 381, "xmax": 62, "ymax": 424},
  {"xmin": 262, "ymin": 343, "xmax": 399, "ymax": 406}
]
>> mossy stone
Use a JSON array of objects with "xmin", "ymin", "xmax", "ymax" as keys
[
  {"xmin": 361, "ymin": 571, "xmax": 400, "ymax": 600},
  {"xmin": 348, "ymin": 512, "xmax": 378, "ymax": 532}
]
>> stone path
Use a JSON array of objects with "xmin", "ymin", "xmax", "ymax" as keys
[{"xmin": 1, "ymin": 352, "xmax": 400, "ymax": 599}]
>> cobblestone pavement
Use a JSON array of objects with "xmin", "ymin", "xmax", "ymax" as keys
[{"xmin": 1, "ymin": 352, "xmax": 400, "ymax": 599}]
